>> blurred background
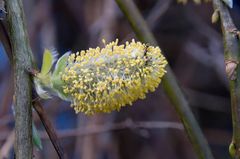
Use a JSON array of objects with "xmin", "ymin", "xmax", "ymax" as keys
[{"xmin": 0, "ymin": 0, "xmax": 240, "ymax": 158}]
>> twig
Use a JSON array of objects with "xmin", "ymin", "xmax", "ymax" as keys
[
  {"xmin": 24, "ymin": 43, "xmax": 66, "ymax": 158},
  {"xmin": 41, "ymin": 120, "xmax": 184, "ymax": 139},
  {"xmin": 0, "ymin": 128, "xmax": 233, "ymax": 147},
  {"xmin": 5, "ymin": 0, "xmax": 33, "ymax": 158},
  {"xmin": 0, "ymin": 130, "xmax": 14, "ymax": 159},
  {"xmin": 114, "ymin": 0, "xmax": 214, "ymax": 159},
  {"xmin": 212, "ymin": 0, "xmax": 240, "ymax": 158},
  {"xmin": 0, "ymin": 120, "xmax": 183, "ymax": 140},
  {"xmin": 33, "ymin": 99, "xmax": 66, "ymax": 159}
]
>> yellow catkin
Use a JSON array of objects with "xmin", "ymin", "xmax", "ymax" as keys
[{"xmin": 61, "ymin": 39, "xmax": 167, "ymax": 114}]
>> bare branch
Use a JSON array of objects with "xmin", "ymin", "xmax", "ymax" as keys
[
  {"xmin": 33, "ymin": 99, "xmax": 66, "ymax": 159},
  {"xmin": 212, "ymin": 0, "xmax": 240, "ymax": 157},
  {"xmin": 41, "ymin": 120, "xmax": 184, "ymax": 139}
]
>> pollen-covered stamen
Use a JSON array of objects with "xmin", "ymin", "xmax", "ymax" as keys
[{"xmin": 61, "ymin": 39, "xmax": 167, "ymax": 115}]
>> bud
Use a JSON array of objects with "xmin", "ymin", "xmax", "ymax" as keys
[
  {"xmin": 211, "ymin": 9, "xmax": 219, "ymax": 24},
  {"xmin": 229, "ymin": 141, "xmax": 236, "ymax": 158},
  {"xmin": 225, "ymin": 60, "xmax": 238, "ymax": 80}
]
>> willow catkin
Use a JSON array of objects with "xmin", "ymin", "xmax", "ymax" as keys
[{"xmin": 61, "ymin": 39, "xmax": 167, "ymax": 114}]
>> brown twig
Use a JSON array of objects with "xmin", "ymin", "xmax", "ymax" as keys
[
  {"xmin": 33, "ymin": 99, "xmax": 66, "ymax": 159},
  {"xmin": 0, "ymin": 127, "xmax": 233, "ymax": 147},
  {"xmin": 42, "ymin": 120, "xmax": 184, "ymax": 139},
  {"xmin": 0, "ymin": 120, "xmax": 183, "ymax": 141},
  {"xmin": 23, "ymin": 36, "xmax": 66, "ymax": 158}
]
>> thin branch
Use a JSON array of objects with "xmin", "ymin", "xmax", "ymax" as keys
[
  {"xmin": 5, "ymin": 0, "xmax": 33, "ymax": 158},
  {"xmin": 114, "ymin": 0, "xmax": 214, "ymax": 159},
  {"xmin": 0, "ymin": 120, "xmax": 183, "ymax": 141},
  {"xmin": 33, "ymin": 99, "xmax": 66, "ymax": 159},
  {"xmin": 212, "ymin": 0, "xmax": 240, "ymax": 158},
  {"xmin": 40, "ymin": 120, "xmax": 184, "ymax": 139}
]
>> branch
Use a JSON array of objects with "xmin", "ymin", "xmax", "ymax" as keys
[
  {"xmin": 5, "ymin": 0, "xmax": 33, "ymax": 158},
  {"xmin": 3, "ymin": 4, "xmax": 65, "ymax": 157},
  {"xmin": 33, "ymin": 99, "xmax": 66, "ymax": 159},
  {"xmin": 212, "ymin": 0, "xmax": 240, "ymax": 158},
  {"xmin": 114, "ymin": 0, "xmax": 214, "ymax": 158},
  {"xmin": 0, "ymin": 120, "xmax": 183, "ymax": 141},
  {"xmin": 40, "ymin": 120, "xmax": 184, "ymax": 139}
]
